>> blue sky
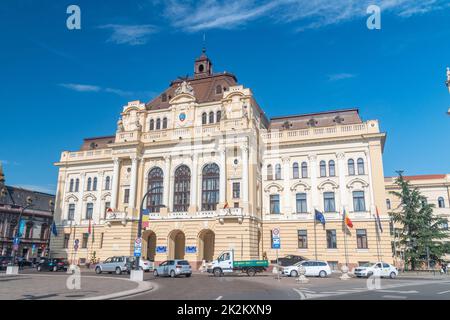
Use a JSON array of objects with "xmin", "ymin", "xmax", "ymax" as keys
[{"xmin": 1, "ymin": 0, "xmax": 449, "ymax": 194}]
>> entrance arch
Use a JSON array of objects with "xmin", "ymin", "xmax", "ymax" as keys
[
  {"xmin": 198, "ymin": 229, "xmax": 215, "ymax": 262},
  {"xmin": 145, "ymin": 231, "xmax": 156, "ymax": 261},
  {"xmin": 168, "ymin": 230, "xmax": 185, "ymax": 259}
]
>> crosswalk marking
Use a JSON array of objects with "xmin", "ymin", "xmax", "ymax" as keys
[{"xmin": 437, "ymin": 290, "xmax": 450, "ymax": 295}]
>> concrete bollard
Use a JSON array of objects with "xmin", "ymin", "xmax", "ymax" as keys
[
  {"xmin": 6, "ymin": 266, "xmax": 19, "ymax": 275},
  {"xmin": 130, "ymin": 270, "xmax": 144, "ymax": 282}
]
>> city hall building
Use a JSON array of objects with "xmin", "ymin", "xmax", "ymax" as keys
[{"xmin": 50, "ymin": 51, "xmax": 392, "ymax": 269}]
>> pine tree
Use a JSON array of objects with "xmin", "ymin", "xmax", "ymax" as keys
[{"xmin": 389, "ymin": 172, "xmax": 449, "ymax": 271}]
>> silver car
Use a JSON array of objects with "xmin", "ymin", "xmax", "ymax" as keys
[
  {"xmin": 154, "ymin": 259, "xmax": 192, "ymax": 278},
  {"xmin": 95, "ymin": 256, "xmax": 133, "ymax": 275}
]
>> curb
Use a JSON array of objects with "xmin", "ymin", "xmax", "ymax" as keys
[{"xmin": 81, "ymin": 280, "xmax": 154, "ymax": 300}]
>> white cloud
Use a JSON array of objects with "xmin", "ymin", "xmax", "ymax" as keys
[
  {"xmin": 154, "ymin": 0, "xmax": 449, "ymax": 32},
  {"xmin": 59, "ymin": 83, "xmax": 101, "ymax": 92},
  {"xmin": 328, "ymin": 73, "xmax": 357, "ymax": 81},
  {"xmin": 99, "ymin": 24, "xmax": 158, "ymax": 45}
]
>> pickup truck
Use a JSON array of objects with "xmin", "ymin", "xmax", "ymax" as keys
[{"xmin": 207, "ymin": 250, "xmax": 269, "ymax": 277}]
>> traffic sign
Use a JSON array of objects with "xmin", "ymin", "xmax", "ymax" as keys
[
  {"xmin": 134, "ymin": 237, "xmax": 142, "ymax": 257},
  {"xmin": 13, "ymin": 237, "xmax": 20, "ymax": 245},
  {"xmin": 271, "ymin": 228, "xmax": 281, "ymax": 249}
]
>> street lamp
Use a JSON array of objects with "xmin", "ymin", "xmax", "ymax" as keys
[
  {"xmin": 47, "ymin": 200, "xmax": 55, "ymax": 259},
  {"xmin": 10, "ymin": 196, "xmax": 34, "ymax": 266}
]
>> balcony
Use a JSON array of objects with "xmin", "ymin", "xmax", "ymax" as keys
[{"xmin": 147, "ymin": 208, "xmax": 244, "ymax": 221}]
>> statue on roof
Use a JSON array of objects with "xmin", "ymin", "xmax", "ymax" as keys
[
  {"xmin": 117, "ymin": 118, "xmax": 124, "ymax": 132},
  {"xmin": 175, "ymin": 80, "xmax": 194, "ymax": 96}
]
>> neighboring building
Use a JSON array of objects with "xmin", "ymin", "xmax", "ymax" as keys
[
  {"xmin": 385, "ymin": 174, "xmax": 450, "ymax": 263},
  {"xmin": 50, "ymin": 51, "xmax": 392, "ymax": 269},
  {"xmin": 0, "ymin": 162, "xmax": 55, "ymax": 259}
]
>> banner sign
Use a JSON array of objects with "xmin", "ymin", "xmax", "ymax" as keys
[
  {"xmin": 156, "ymin": 246, "xmax": 167, "ymax": 254},
  {"xmin": 185, "ymin": 246, "xmax": 197, "ymax": 254}
]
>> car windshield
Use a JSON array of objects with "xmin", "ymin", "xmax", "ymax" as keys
[
  {"xmin": 360, "ymin": 263, "xmax": 375, "ymax": 267},
  {"xmin": 177, "ymin": 260, "xmax": 190, "ymax": 265}
]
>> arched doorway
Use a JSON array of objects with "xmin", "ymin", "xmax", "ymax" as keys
[
  {"xmin": 168, "ymin": 230, "xmax": 185, "ymax": 259},
  {"xmin": 198, "ymin": 229, "xmax": 215, "ymax": 262},
  {"xmin": 146, "ymin": 231, "xmax": 156, "ymax": 261}
]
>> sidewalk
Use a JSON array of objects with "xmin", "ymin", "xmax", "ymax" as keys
[{"xmin": 0, "ymin": 272, "xmax": 153, "ymax": 300}]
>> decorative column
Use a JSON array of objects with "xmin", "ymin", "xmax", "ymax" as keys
[
  {"xmin": 190, "ymin": 153, "xmax": 198, "ymax": 211},
  {"xmin": 282, "ymin": 157, "xmax": 291, "ymax": 213},
  {"xmin": 241, "ymin": 145, "xmax": 249, "ymax": 204},
  {"xmin": 308, "ymin": 155, "xmax": 318, "ymax": 210},
  {"xmin": 163, "ymin": 156, "xmax": 171, "ymax": 209},
  {"xmin": 219, "ymin": 147, "xmax": 226, "ymax": 205},
  {"xmin": 365, "ymin": 150, "xmax": 376, "ymax": 216},
  {"xmin": 79, "ymin": 172, "xmax": 86, "ymax": 224},
  {"xmin": 337, "ymin": 152, "xmax": 347, "ymax": 211},
  {"xmin": 111, "ymin": 158, "xmax": 121, "ymax": 210},
  {"xmin": 97, "ymin": 171, "xmax": 104, "ymax": 221},
  {"xmin": 129, "ymin": 156, "xmax": 139, "ymax": 210}
]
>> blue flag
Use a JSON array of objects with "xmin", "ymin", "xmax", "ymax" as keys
[
  {"xmin": 51, "ymin": 221, "xmax": 58, "ymax": 237},
  {"xmin": 314, "ymin": 209, "xmax": 326, "ymax": 225}
]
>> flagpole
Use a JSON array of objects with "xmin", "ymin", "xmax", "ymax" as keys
[
  {"xmin": 375, "ymin": 217, "xmax": 381, "ymax": 262},
  {"xmin": 313, "ymin": 211, "xmax": 318, "ymax": 260},
  {"xmin": 343, "ymin": 207, "xmax": 349, "ymax": 267}
]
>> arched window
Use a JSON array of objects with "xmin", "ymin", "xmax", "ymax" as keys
[
  {"xmin": 329, "ymin": 160, "xmax": 335, "ymax": 177},
  {"xmin": 275, "ymin": 164, "xmax": 282, "ymax": 180},
  {"xmin": 156, "ymin": 118, "xmax": 161, "ymax": 130},
  {"xmin": 292, "ymin": 162, "xmax": 299, "ymax": 179},
  {"xmin": 40, "ymin": 223, "xmax": 49, "ymax": 240},
  {"xmin": 348, "ymin": 159, "xmax": 355, "ymax": 176},
  {"xmin": 105, "ymin": 176, "xmax": 111, "ymax": 190},
  {"xmin": 202, "ymin": 112, "xmax": 207, "ymax": 125},
  {"xmin": 147, "ymin": 167, "xmax": 164, "ymax": 213},
  {"xmin": 93, "ymin": 177, "xmax": 97, "ymax": 191},
  {"xmin": 69, "ymin": 179, "xmax": 74, "ymax": 192},
  {"xmin": 149, "ymin": 119, "xmax": 154, "ymax": 131},
  {"xmin": 202, "ymin": 163, "xmax": 220, "ymax": 211},
  {"xmin": 320, "ymin": 161, "xmax": 326, "ymax": 177},
  {"xmin": 87, "ymin": 178, "xmax": 92, "ymax": 191},
  {"xmin": 75, "ymin": 179, "xmax": 80, "ymax": 192},
  {"xmin": 301, "ymin": 162, "xmax": 308, "ymax": 178},
  {"xmin": 267, "ymin": 165, "xmax": 273, "ymax": 180},
  {"xmin": 173, "ymin": 165, "xmax": 191, "ymax": 212},
  {"xmin": 216, "ymin": 85, "xmax": 222, "ymax": 95},
  {"xmin": 438, "ymin": 197, "xmax": 445, "ymax": 208},
  {"xmin": 357, "ymin": 158, "xmax": 365, "ymax": 175},
  {"xmin": 216, "ymin": 110, "xmax": 221, "ymax": 122},
  {"xmin": 162, "ymin": 117, "xmax": 167, "ymax": 129},
  {"xmin": 209, "ymin": 111, "xmax": 214, "ymax": 124}
]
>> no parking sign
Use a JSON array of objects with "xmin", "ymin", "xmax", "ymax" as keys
[{"xmin": 271, "ymin": 228, "xmax": 280, "ymax": 249}]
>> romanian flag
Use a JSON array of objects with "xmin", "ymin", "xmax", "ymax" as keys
[
  {"xmin": 343, "ymin": 209, "xmax": 353, "ymax": 228},
  {"xmin": 142, "ymin": 209, "xmax": 150, "ymax": 229},
  {"xmin": 88, "ymin": 219, "xmax": 92, "ymax": 234},
  {"xmin": 223, "ymin": 202, "xmax": 229, "ymax": 209}
]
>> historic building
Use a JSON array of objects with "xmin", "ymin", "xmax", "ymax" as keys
[
  {"xmin": 50, "ymin": 51, "xmax": 392, "ymax": 269},
  {"xmin": 0, "ymin": 162, "xmax": 55, "ymax": 259},
  {"xmin": 385, "ymin": 174, "xmax": 450, "ymax": 263}
]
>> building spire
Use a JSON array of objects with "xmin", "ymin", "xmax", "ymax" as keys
[{"xmin": 0, "ymin": 161, "xmax": 5, "ymax": 185}]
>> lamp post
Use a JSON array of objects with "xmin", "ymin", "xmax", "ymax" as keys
[
  {"xmin": 47, "ymin": 200, "xmax": 55, "ymax": 259},
  {"xmin": 11, "ymin": 196, "xmax": 34, "ymax": 267}
]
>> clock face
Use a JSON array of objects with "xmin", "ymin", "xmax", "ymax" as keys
[{"xmin": 179, "ymin": 113, "xmax": 186, "ymax": 122}]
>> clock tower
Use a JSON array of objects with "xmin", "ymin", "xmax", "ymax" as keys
[{"xmin": 194, "ymin": 48, "xmax": 213, "ymax": 78}]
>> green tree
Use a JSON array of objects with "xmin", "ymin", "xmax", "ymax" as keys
[{"xmin": 389, "ymin": 172, "xmax": 449, "ymax": 270}]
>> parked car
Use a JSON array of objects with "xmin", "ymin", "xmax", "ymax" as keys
[
  {"xmin": 353, "ymin": 262, "xmax": 398, "ymax": 279},
  {"xmin": 271, "ymin": 255, "xmax": 307, "ymax": 266},
  {"xmin": 125, "ymin": 258, "xmax": 154, "ymax": 272},
  {"xmin": 95, "ymin": 256, "xmax": 134, "ymax": 275},
  {"xmin": 154, "ymin": 260, "xmax": 192, "ymax": 278},
  {"xmin": 0, "ymin": 256, "xmax": 13, "ymax": 270},
  {"xmin": 282, "ymin": 260, "xmax": 331, "ymax": 278},
  {"xmin": 37, "ymin": 258, "xmax": 69, "ymax": 272}
]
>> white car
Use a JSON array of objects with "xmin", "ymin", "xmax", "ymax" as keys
[
  {"xmin": 353, "ymin": 262, "xmax": 398, "ymax": 279},
  {"xmin": 139, "ymin": 259, "xmax": 154, "ymax": 272},
  {"xmin": 282, "ymin": 260, "xmax": 331, "ymax": 278}
]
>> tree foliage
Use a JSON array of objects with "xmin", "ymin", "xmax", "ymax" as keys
[{"xmin": 389, "ymin": 172, "xmax": 449, "ymax": 270}]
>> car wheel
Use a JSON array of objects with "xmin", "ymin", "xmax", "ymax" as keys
[
  {"xmin": 52, "ymin": 266, "xmax": 57, "ymax": 272},
  {"xmin": 247, "ymin": 268, "xmax": 256, "ymax": 277},
  {"xmin": 170, "ymin": 270, "xmax": 176, "ymax": 278},
  {"xmin": 95, "ymin": 267, "xmax": 102, "ymax": 274},
  {"xmin": 319, "ymin": 271, "xmax": 327, "ymax": 278},
  {"xmin": 290, "ymin": 270, "xmax": 298, "ymax": 277},
  {"xmin": 115, "ymin": 267, "xmax": 122, "ymax": 275},
  {"xmin": 185, "ymin": 273, "xmax": 192, "ymax": 278},
  {"xmin": 154, "ymin": 270, "xmax": 159, "ymax": 277},
  {"xmin": 213, "ymin": 268, "xmax": 222, "ymax": 277},
  {"xmin": 389, "ymin": 272, "xmax": 397, "ymax": 279}
]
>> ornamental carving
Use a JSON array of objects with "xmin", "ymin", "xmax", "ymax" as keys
[{"xmin": 175, "ymin": 81, "xmax": 194, "ymax": 96}]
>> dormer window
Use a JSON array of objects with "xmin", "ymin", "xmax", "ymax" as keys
[
  {"xmin": 216, "ymin": 85, "xmax": 222, "ymax": 94},
  {"xmin": 161, "ymin": 93, "xmax": 167, "ymax": 102}
]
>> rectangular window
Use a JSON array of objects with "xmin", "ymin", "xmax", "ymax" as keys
[
  {"xmin": 297, "ymin": 230, "xmax": 308, "ymax": 249},
  {"xmin": 326, "ymin": 230, "xmax": 337, "ymax": 249},
  {"xmin": 105, "ymin": 202, "xmax": 111, "ymax": 215},
  {"xmin": 296, "ymin": 193, "xmax": 308, "ymax": 213},
  {"xmin": 63, "ymin": 234, "xmax": 70, "ymax": 249},
  {"xmin": 234, "ymin": 202, "xmax": 239, "ymax": 208},
  {"xmin": 232, "ymin": 182, "xmax": 240, "ymax": 199},
  {"xmin": 124, "ymin": 188, "xmax": 130, "ymax": 204},
  {"xmin": 270, "ymin": 194, "xmax": 280, "ymax": 214},
  {"xmin": 356, "ymin": 229, "xmax": 368, "ymax": 249},
  {"xmin": 82, "ymin": 233, "xmax": 89, "ymax": 249},
  {"xmin": 68, "ymin": 204, "xmax": 75, "ymax": 221},
  {"xmin": 324, "ymin": 192, "xmax": 336, "ymax": 212},
  {"xmin": 85, "ymin": 203, "xmax": 93, "ymax": 220},
  {"xmin": 353, "ymin": 191, "xmax": 366, "ymax": 212}
]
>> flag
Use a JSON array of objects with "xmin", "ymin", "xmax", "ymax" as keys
[
  {"xmin": 51, "ymin": 221, "xmax": 58, "ymax": 237},
  {"xmin": 142, "ymin": 209, "xmax": 150, "ymax": 229},
  {"xmin": 223, "ymin": 202, "xmax": 229, "ymax": 209},
  {"xmin": 343, "ymin": 209, "xmax": 353, "ymax": 228},
  {"xmin": 376, "ymin": 206, "xmax": 383, "ymax": 233},
  {"xmin": 314, "ymin": 209, "xmax": 326, "ymax": 225},
  {"xmin": 88, "ymin": 219, "xmax": 92, "ymax": 234}
]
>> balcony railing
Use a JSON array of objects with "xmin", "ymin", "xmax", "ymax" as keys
[{"xmin": 148, "ymin": 208, "xmax": 243, "ymax": 220}]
